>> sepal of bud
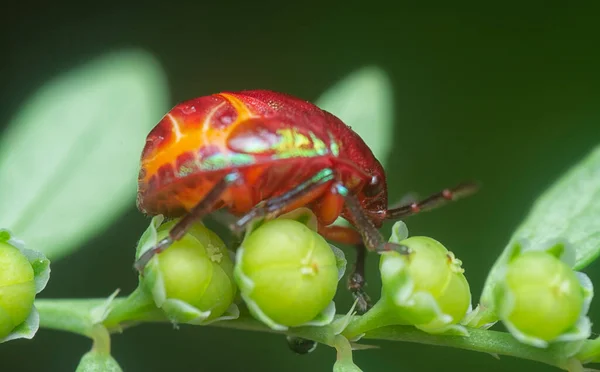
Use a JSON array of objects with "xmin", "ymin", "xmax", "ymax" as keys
[
  {"xmin": 136, "ymin": 216, "xmax": 239, "ymax": 325},
  {"xmin": 0, "ymin": 229, "xmax": 50, "ymax": 343},
  {"xmin": 234, "ymin": 208, "xmax": 346, "ymax": 330},
  {"xmin": 492, "ymin": 239, "xmax": 592, "ymax": 348}
]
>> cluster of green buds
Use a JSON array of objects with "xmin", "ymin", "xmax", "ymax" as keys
[
  {"xmin": 473, "ymin": 239, "xmax": 593, "ymax": 348},
  {"xmin": 134, "ymin": 208, "xmax": 346, "ymax": 334},
  {"xmin": 0, "ymin": 229, "xmax": 50, "ymax": 343},
  {"xmin": 135, "ymin": 216, "xmax": 239, "ymax": 325},
  {"xmin": 233, "ymin": 208, "xmax": 346, "ymax": 330}
]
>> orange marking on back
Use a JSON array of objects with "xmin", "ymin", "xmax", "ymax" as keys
[
  {"xmin": 217, "ymin": 93, "xmax": 257, "ymax": 122},
  {"xmin": 201, "ymin": 101, "xmax": 226, "ymax": 148},
  {"xmin": 167, "ymin": 113, "xmax": 184, "ymax": 142}
]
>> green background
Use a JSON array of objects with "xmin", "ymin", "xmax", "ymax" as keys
[{"xmin": 2, "ymin": 3, "xmax": 599, "ymax": 371}]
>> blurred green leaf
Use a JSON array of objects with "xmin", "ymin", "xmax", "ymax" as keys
[
  {"xmin": 0, "ymin": 50, "xmax": 170, "ymax": 260},
  {"xmin": 315, "ymin": 66, "xmax": 394, "ymax": 169},
  {"xmin": 508, "ymin": 144, "xmax": 600, "ymax": 270}
]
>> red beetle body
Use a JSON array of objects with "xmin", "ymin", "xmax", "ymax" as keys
[
  {"xmin": 137, "ymin": 90, "xmax": 387, "ymax": 230},
  {"xmin": 135, "ymin": 89, "xmax": 477, "ymax": 310}
]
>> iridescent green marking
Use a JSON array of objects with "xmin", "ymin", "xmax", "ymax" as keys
[
  {"xmin": 308, "ymin": 132, "xmax": 329, "ymax": 155},
  {"xmin": 313, "ymin": 168, "xmax": 335, "ymax": 182},
  {"xmin": 333, "ymin": 183, "xmax": 349, "ymax": 196},
  {"xmin": 272, "ymin": 128, "xmax": 330, "ymax": 160},
  {"xmin": 199, "ymin": 153, "xmax": 255, "ymax": 171},
  {"xmin": 328, "ymin": 132, "xmax": 340, "ymax": 157}
]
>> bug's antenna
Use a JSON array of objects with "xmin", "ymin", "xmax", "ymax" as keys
[{"xmin": 385, "ymin": 181, "xmax": 480, "ymax": 220}]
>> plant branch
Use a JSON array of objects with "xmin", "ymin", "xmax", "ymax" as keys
[
  {"xmin": 35, "ymin": 296, "xmax": 600, "ymax": 371},
  {"xmin": 363, "ymin": 325, "xmax": 568, "ymax": 368}
]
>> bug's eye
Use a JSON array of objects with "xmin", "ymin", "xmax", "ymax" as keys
[{"xmin": 363, "ymin": 177, "xmax": 384, "ymax": 198}]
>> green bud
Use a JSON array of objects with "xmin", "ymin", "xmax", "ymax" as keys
[
  {"xmin": 76, "ymin": 350, "xmax": 123, "ymax": 372},
  {"xmin": 495, "ymin": 242, "xmax": 593, "ymax": 347},
  {"xmin": 399, "ymin": 236, "xmax": 453, "ymax": 298},
  {"xmin": 0, "ymin": 230, "xmax": 50, "ymax": 343},
  {"xmin": 333, "ymin": 358, "xmax": 364, "ymax": 372},
  {"xmin": 136, "ymin": 216, "xmax": 238, "ymax": 325},
  {"xmin": 0, "ymin": 241, "xmax": 35, "ymax": 337},
  {"xmin": 425, "ymin": 260, "xmax": 471, "ymax": 324},
  {"xmin": 377, "ymin": 222, "xmax": 472, "ymax": 335},
  {"xmin": 234, "ymin": 208, "xmax": 346, "ymax": 330}
]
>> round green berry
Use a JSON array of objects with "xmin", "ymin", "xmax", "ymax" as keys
[
  {"xmin": 402, "ymin": 237, "xmax": 453, "ymax": 298},
  {"xmin": 503, "ymin": 251, "xmax": 584, "ymax": 341},
  {"xmin": 237, "ymin": 219, "xmax": 339, "ymax": 327},
  {"xmin": 435, "ymin": 271, "xmax": 471, "ymax": 324},
  {"xmin": 0, "ymin": 242, "xmax": 36, "ymax": 338},
  {"xmin": 152, "ymin": 221, "xmax": 236, "ymax": 321}
]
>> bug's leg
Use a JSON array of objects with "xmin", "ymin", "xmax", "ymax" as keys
[
  {"xmin": 333, "ymin": 183, "xmax": 410, "ymax": 255},
  {"xmin": 318, "ymin": 225, "xmax": 371, "ymax": 313},
  {"xmin": 134, "ymin": 172, "xmax": 241, "ymax": 273},
  {"xmin": 230, "ymin": 168, "xmax": 335, "ymax": 234},
  {"xmin": 385, "ymin": 181, "xmax": 479, "ymax": 220},
  {"xmin": 349, "ymin": 243, "xmax": 371, "ymax": 312}
]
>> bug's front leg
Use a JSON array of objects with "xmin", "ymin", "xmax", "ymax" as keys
[
  {"xmin": 134, "ymin": 172, "xmax": 242, "ymax": 273},
  {"xmin": 318, "ymin": 225, "xmax": 372, "ymax": 313},
  {"xmin": 385, "ymin": 181, "xmax": 479, "ymax": 220}
]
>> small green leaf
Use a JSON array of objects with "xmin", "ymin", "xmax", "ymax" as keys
[
  {"xmin": 509, "ymin": 145, "xmax": 600, "ymax": 270},
  {"xmin": 0, "ymin": 49, "xmax": 170, "ymax": 260},
  {"xmin": 315, "ymin": 66, "xmax": 394, "ymax": 169},
  {"xmin": 90, "ymin": 289, "xmax": 120, "ymax": 324}
]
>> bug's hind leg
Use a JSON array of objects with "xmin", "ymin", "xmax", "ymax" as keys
[
  {"xmin": 134, "ymin": 172, "xmax": 242, "ymax": 273},
  {"xmin": 318, "ymin": 225, "xmax": 372, "ymax": 313}
]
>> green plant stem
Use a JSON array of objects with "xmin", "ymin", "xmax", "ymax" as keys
[
  {"xmin": 35, "ymin": 296, "xmax": 597, "ymax": 370},
  {"xmin": 364, "ymin": 325, "xmax": 569, "ymax": 369},
  {"xmin": 35, "ymin": 299, "xmax": 106, "ymax": 337},
  {"xmin": 91, "ymin": 325, "xmax": 111, "ymax": 354},
  {"xmin": 341, "ymin": 299, "xmax": 408, "ymax": 340},
  {"xmin": 102, "ymin": 286, "xmax": 166, "ymax": 331},
  {"xmin": 576, "ymin": 336, "xmax": 600, "ymax": 363}
]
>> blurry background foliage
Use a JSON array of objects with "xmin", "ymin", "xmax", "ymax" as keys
[{"xmin": 2, "ymin": 3, "xmax": 600, "ymax": 372}]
